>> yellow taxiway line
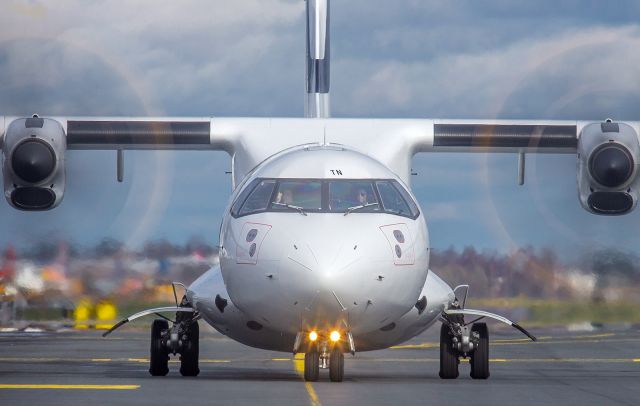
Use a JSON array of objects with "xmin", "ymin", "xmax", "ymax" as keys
[
  {"xmin": 356, "ymin": 357, "xmax": 640, "ymax": 363},
  {"xmin": 390, "ymin": 332, "xmax": 627, "ymax": 349},
  {"xmin": 0, "ymin": 384, "xmax": 139, "ymax": 390},
  {"xmin": 293, "ymin": 353, "xmax": 322, "ymax": 406},
  {"xmin": 1, "ymin": 354, "xmax": 638, "ymax": 366}
]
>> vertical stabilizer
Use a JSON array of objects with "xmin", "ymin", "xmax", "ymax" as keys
[{"xmin": 305, "ymin": 0, "xmax": 330, "ymax": 118}]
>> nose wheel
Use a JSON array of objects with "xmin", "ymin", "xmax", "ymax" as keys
[
  {"xmin": 303, "ymin": 342, "xmax": 345, "ymax": 382},
  {"xmin": 304, "ymin": 348, "xmax": 320, "ymax": 382},
  {"xmin": 329, "ymin": 347, "xmax": 344, "ymax": 382}
]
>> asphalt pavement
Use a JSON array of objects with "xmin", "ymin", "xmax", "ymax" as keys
[{"xmin": 1, "ymin": 324, "xmax": 639, "ymax": 405}]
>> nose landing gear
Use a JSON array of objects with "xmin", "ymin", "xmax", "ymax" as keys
[{"xmin": 302, "ymin": 336, "xmax": 345, "ymax": 382}]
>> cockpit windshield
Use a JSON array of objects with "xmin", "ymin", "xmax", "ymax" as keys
[
  {"xmin": 328, "ymin": 181, "xmax": 380, "ymax": 213},
  {"xmin": 272, "ymin": 181, "xmax": 322, "ymax": 211},
  {"xmin": 231, "ymin": 178, "xmax": 419, "ymax": 219}
]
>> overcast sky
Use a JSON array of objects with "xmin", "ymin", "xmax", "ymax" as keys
[{"xmin": 2, "ymin": 0, "xmax": 640, "ymax": 258}]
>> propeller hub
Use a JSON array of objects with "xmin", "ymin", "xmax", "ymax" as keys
[{"xmin": 11, "ymin": 139, "xmax": 56, "ymax": 184}]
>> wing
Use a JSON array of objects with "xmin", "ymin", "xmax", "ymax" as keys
[
  {"xmin": 2, "ymin": 115, "xmax": 637, "ymax": 214},
  {"xmin": 55, "ymin": 117, "xmax": 229, "ymax": 151},
  {"xmin": 0, "ymin": 115, "xmax": 241, "ymax": 209},
  {"xmin": 425, "ymin": 119, "xmax": 578, "ymax": 153}
]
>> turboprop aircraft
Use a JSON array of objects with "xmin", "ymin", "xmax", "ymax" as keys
[{"xmin": 2, "ymin": 0, "xmax": 638, "ymax": 382}]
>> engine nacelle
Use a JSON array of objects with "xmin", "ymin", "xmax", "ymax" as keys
[
  {"xmin": 2, "ymin": 117, "xmax": 66, "ymax": 210},
  {"xmin": 577, "ymin": 121, "xmax": 640, "ymax": 215}
]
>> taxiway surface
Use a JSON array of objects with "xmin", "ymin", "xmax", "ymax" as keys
[{"xmin": 1, "ymin": 325, "xmax": 639, "ymax": 405}]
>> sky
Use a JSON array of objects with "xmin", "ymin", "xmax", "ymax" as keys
[{"xmin": 1, "ymin": 0, "xmax": 640, "ymax": 258}]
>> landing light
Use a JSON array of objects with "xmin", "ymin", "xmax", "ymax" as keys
[
  {"xmin": 309, "ymin": 331, "xmax": 318, "ymax": 341},
  {"xmin": 330, "ymin": 331, "xmax": 341, "ymax": 342}
]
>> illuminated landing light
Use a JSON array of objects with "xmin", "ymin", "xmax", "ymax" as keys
[
  {"xmin": 330, "ymin": 331, "xmax": 341, "ymax": 342},
  {"xmin": 309, "ymin": 331, "xmax": 318, "ymax": 342}
]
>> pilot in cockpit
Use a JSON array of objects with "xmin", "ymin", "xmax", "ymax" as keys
[
  {"xmin": 276, "ymin": 189, "xmax": 294, "ymax": 205},
  {"xmin": 356, "ymin": 188, "xmax": 369, "ymax": 205}
]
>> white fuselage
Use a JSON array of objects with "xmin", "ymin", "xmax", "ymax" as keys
[{"xmin": 187, "ymin": 144, "xmax": 455, "ymax": 352}]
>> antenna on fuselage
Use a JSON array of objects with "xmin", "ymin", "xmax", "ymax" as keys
[{"xmin": 305, "ymin": 0, "xmax": 330, "ymax": 118}]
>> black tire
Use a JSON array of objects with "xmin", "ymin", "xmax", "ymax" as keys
[
  {"xmin": 304, "ymin": 349, "xmax": 319, "ymax": 382},
  {"xmin": 149, "ymin": 319, "xmax": 169, "ymax": 376},
  {"xmin": 470, "ymin": 322, "xmax": 490, "ymax": 379},
  {"xmin": 180, "ymin": 321, "xmax": 200, "ymax": 377},
  {"xmin": 329, "ymin": 348, "xmax": 344, "ymax": 382},
  {"xmin": 439, "ymin": 323, "xmax": 459, "ymax": 379}
]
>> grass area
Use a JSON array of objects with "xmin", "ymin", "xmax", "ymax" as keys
[{"xmin": 468, "ymin": 298, "xmax": 640, "ymax": 325}]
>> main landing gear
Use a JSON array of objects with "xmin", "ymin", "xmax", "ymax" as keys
[
  {"xmin": 439, "ymin": 321, "xmax": 489, "ymax": 379},
  {"xmin": 438, "ymin": 309, "xmax": 536, "ymax": 379},
  {"xmin": 149, "ymin": 307, "xmax": 200, "ymax": 377},
  {"xmin": 105, "ymin": 306, "xmax": 200, "ymax": 377},
  {"xmin": 101, "ymin": 284, "xmax": 201, "ymax": 377},
  {"xmin": 438, "ymin": 286, "xmax": 537, "ymax": 379}
]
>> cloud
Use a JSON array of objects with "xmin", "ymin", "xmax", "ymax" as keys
[
  {"xmin": 1, "ymin": 1, "xmax": 640, "ymax": 253},
  {"xmin": 334, "ymin": 26, "xmax": 640, "ymax": 119}
]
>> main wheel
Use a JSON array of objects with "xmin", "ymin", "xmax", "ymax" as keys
[
  {"xmin": 149, "ymin": 319, "xmax": 169, "ymax": 376},
  {"xmin": 470, "ymin": 322, "xmax": 489, "ymax": 379},
  {"xmin": 329, "ymin": 348, "xmax": 344, "ymax": 382},
  {"xmin": 439, "ymin": 323, "xmax": 459, "ymax": 379},
  {"xmin": 304, "ymin": 349, "xmax": 319, "ymax": 382},
  {"xmin": 180, "ymin": 321, "xmax": 200, "ymax": 377}
]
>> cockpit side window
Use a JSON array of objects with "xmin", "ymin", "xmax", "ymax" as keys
[
  {"xmin": 239, "ymin": 179, "xmax": 277, "ymax": 216},
  {"xmin": 376, "ymin": 181, "xmax": 413, "ymax": 217},
  {"xmin": 392, "ymin": 181, "xmax": 420, "ymax": 218},
  {"xmin": 231, "ymin": 178, "xmax": 260, "ymax": 217}
]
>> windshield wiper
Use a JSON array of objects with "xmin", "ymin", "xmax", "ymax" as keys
[
  {"xmin": 344, "ymin": 202, "xmax": 379, "ymax": 216},
  {"xmin": 272, "ymin": 202, "xmax": 307, "ymax": 216}
]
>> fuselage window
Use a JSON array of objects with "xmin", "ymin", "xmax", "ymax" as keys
[
  {"xmin": 328, "ymin": 181, "xmax": 380, "ymax": 212},
  {"xmin": 239, "ymin": 179, "xmax": 276, "ymax": 216},
  {"xmin": 271, "ymin": 181, "xmax": 322, "ymax": 211}
]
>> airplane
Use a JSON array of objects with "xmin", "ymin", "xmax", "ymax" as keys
[{"xmin": 1, "ymin": 0, "xmax": 638, "ymax": 382}]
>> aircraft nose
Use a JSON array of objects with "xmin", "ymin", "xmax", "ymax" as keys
[
  {"xmin": 283, "ymin": 239, "xmax": 361, "ymax": 326},
  {"xmin": 267, "ymin": 216, "xmax": 424, "ymax": 334}
]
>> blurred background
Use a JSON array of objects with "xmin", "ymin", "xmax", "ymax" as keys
[{"xmin": 2, "ymin": 1, "xmax": 640, "ymax": 330}]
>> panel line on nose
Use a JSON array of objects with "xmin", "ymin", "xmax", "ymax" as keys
[{"xmin": 332, "ymin": 290, "xmax": 347, "ymax": 311}]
